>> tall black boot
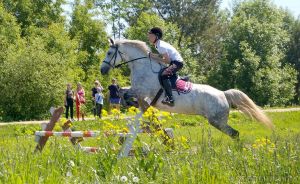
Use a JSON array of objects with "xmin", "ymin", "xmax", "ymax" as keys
[{"xmin": 161, "ymin": 79, "xmax": 174, "ymax": 106}]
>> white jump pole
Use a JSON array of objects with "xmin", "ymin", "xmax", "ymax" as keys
[
  {"xmin": 118, "ymin": 112, "xmax": 143, "ymax": 158},
  {"xmin": 35, "ymin": 131, "xmax": 100, "ymax": 137}
]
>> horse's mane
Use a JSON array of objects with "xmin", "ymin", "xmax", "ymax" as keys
[{"xmin": 115, "ymin": 39, "xmax": 150, "ymax": 55}]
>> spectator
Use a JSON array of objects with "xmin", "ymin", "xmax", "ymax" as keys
[
  {"xmin": 95, "ymin": 87, "xmax": 104, "ymax": 118},
  {"xmin": 92, "ymin": 80, "xmax": 103, "ymax": 117},
  {"xmin": 75, "ymin": 82, "xmax": 86, "ymax": 121},
  {"xmin": 64, "ymin": 83, "xmax": 75, "ymax": 121},
  {"xmin": 108, "ymin": 78, "xmax": 121, "ymax": 113}
]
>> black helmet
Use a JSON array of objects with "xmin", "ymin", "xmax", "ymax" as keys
[{"xmin": 148, "ymin": 27, "xmax": 163, "ymax": 39}]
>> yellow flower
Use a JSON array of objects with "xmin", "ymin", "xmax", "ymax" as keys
[
  {"xmin": 180, "ymin": 136, "xmax": 188, "ymax": 143},
  {"xmin": 102, "ymin": 109, "xmax": 108, "ymax": 117},
  {"xmin": 271, "ymin": 143, "xmax": 275, "ymax": 148}
]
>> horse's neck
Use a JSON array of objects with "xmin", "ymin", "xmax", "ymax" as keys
[{"xmin": 127, "ymin": 48, "xmax": 162, "ymax": 97}]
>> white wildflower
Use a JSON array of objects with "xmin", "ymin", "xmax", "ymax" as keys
[
  {"xmin": 66, "ymin": 171, "xmax": 72, "ymax": 177},
  {"xmin": 69, "ymin": 160, "xmax": 75, "ymax": 167},
  {"xmin": 128, "ymin": 172, "xmax": 134, "ymax": 177},
  {"xmin": 132, "ymin": 176, "xmax": 139, "ymax": 183},
  {"xmin": 120, "ymin": 176, "xmax": 128, "ymax": 182}
]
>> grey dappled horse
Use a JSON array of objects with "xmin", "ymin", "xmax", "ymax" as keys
[{"xmin": 101, "ymin": 39, "xmax": 273, "ymax": 140}]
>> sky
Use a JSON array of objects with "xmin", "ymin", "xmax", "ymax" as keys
[{"xmin": 221, "ymin": 0, "xmax": 300, "ymax": 18}]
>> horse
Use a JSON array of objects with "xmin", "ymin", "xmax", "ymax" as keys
[{"xmin": 100, "ymin": 39, "xmax": 273, "ymax": 156}]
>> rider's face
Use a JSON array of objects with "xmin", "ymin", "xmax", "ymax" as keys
[{"xmin": 148, "ymin": 33, "xmax": 156, "ymax": 44}]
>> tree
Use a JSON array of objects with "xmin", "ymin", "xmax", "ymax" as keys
[
  {"xmin": 0, "ymin": 3, "xmax": 21, "ymax": 63},
  {"xmin": 69, "ymin": 0, "xmax": 108, "ymax": 80},
  {"xmin": 0, "ymin": 37, "xmax": 70, "ymax": 120},
  {"xmin": 285, "ymin": 18, "xmax": 300, "ymax": 103},
  {"xmin": 2, "ymin": 0, "xmax": 65, "ymax": 37},
  {"xmin": 211, "ymin": 0, "xmax": 297, "ymax": 106}
]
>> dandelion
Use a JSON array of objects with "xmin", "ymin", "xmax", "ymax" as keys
[
  {"xmin": 227, "ymin": 147, "xmax": 232, "ymax": 153},
  {"xmin": 102, "ymin": 109, "xmax": 108, "ymax": 117},
  {"xmin": 68, "ymin": 160, "xmax": 75, "ymax": 167},
  {"xmin": 120, "ymin": 176, "xmax": 128, "ymax": 182},
  {"xmin": 180, "ymin": 136, "xmax": 188, "ymax": 143},
  {"xmin": 128, "ymin": 172, "xmax": 134, "ymax": 177},
  {"xmin": 66, "ymin": 171, "xmax": 72, "ymax": 177},
  {"xmin": 132, "ymin": 176, "xmax": 139, "ymax": 183}
]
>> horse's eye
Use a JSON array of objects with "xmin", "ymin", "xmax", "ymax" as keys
[{"xmin": 107, "ymin": 52, "xmax": 111, "ymax": 56}]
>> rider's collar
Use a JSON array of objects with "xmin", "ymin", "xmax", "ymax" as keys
[{"xmin": 154, "ymin": 39, "xmax": 160, "ymax": 48}]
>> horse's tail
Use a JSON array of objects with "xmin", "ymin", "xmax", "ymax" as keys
[{"xmin": 224, "ymin": 89, "xmax": 274, "ymax": 130}]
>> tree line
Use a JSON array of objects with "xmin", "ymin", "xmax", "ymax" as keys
[{"xmin": 0, "ymin": 0, "xmax": 299, "ymax": 121}]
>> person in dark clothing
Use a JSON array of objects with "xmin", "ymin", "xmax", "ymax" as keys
[
  {"xmin": 64, "ymin": 83, "xmax": 75, "ymax": 121},
  {"xmin": 108, "ymin": 78, "xmax": 121, "ymax": 113}
]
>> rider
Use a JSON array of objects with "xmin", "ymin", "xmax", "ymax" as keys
[{"xmin": 147, "ymin": 27, "xmax": 184, "ymax": 106}]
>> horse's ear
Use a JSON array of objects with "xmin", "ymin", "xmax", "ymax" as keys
[{"xmin": 108, "ymin": 37, "xmax": 114, "ymax": 46}]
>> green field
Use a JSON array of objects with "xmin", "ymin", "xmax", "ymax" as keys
[{"xmin": 0, "ymin": 109, "xmax": 299, "ymax": 184}]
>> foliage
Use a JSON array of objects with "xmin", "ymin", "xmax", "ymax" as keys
[
  {"xmin": 209, "ymin": 0, "xmax": 297, "ymax": 106},
  {"xmin": 285, "ymin": 18, "xmax": 300, "ymax": 103},
  {"xmin": 1, "ymin": 111, "xmax": 300, "ymax": 183},
  {"xmin": 2, "ymin": 0, "xmax": 65, "ymax": 37},
  {"xmin": 0, "ymin": 3, "xmax": 21, "ymax": 63},
  {"xmin": 69, "ymin": 0, "xmax": 108, "ymax": 79},
  {"xmin": 0, "ymin": 35, "xmax": 69, "ymax": 120},
  {"xmin": 1, "ymin": 0, "xmax": 300, "ymax": 120}
]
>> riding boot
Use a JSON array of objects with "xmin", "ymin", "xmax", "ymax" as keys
[{"xmin": 162, "ymin": 79, "xmax": 174, "ymax": 106}]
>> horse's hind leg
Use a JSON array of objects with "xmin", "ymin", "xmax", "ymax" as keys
[{"xmin": 208, "ymin": 112, "xmax": 239, "ymax": 139}]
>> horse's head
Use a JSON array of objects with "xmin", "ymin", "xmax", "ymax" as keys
[{"xmin": 101, "ymin": 38, "xmax": 124, "ymax": 75}]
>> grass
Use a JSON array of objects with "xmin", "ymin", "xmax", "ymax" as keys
[{"xmin": 0, "ymin": 110, "xmax": 299, "ymax": 183}]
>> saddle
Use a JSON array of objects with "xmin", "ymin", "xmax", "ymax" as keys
[
  {"xmin": 149, "ymin": 70, "xmax": 193, "ymax": 106},
  {"xmin": 169, "ymin": 74, "xmax": 192, "ymax": 94}
]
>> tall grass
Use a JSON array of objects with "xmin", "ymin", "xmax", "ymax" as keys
[{"xmin": 0, "ymin": 110, "xmax": 299, "ymax": 183}]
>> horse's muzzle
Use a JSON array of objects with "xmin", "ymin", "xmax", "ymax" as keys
[{"xmin": 100, "ymin": 64, "xmax": 110, "ymax": 75}]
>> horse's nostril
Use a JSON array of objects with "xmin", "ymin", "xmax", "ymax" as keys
[{"xmin": 101, "ymin": 66, "xmax": 108, "ymax": 74}]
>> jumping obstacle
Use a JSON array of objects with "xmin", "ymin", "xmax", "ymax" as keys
[
  {"xmin": 34, "ymin": 106, "xmax": 174, "ymax": 156},
  {"xmin": 35, "ymin": 131, "xmax": 100, "ymax": 137},
  {"xmin": 34, "ymin": 107, "xmax": 102, "ymax": 153}
]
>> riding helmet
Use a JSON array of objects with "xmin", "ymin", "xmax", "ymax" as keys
[{"xmin": 148, "ymin": 27, "xmax": 163, "ymax": 39}]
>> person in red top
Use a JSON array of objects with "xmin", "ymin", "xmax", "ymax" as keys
[{"xmin": 75, "ymin": 82, "xmax": 86, "ymax": 121}]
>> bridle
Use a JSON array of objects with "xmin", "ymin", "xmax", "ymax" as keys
[{"xmin": 103, "ymin": 45, "xmax": 148, "ymax": 69}]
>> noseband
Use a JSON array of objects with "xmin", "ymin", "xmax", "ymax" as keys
[{"xmin": 103, "ymin": 45, "xmax": 148, "ymax": 69}]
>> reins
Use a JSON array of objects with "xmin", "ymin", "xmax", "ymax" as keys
[{"xmin": 104, "ymin": 45, "xmax": 163, "ymax": 73}]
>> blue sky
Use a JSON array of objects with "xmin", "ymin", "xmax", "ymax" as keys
[{"xmin": 221, "ymin": 0, "xmax": 300, "ymax": 17}]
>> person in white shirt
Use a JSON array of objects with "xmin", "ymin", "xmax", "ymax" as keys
[
  {"xmin": 95, "ymin": 87, "xmax": 104, "ymax": 118},
  {"xmin": 148, "ymin": 27, "xmax": 184, "ymax": 106}
]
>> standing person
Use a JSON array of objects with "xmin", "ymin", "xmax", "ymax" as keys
[
  {"xmin": 108, "ymin": 78, "xmax": 121, "ymax": 113},
  {"xmin": 76, "ymin": 82, "xmax": 86, "ymax": 121},
  {"xmin": 91, "ymin": 80, "xmax": 103, "ymax": 117},
  {"xmin": 64, "ymin": 83, "xmax": 75, "ymax": 121},
  {"xmin": 147, "ymin": 27, "xmax": 184, "ymax": 106},
  {"xmin": 95, "ymin": 87, "xmax": 104, "ymax": 118}
]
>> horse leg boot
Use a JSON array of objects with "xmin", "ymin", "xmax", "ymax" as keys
[{"xmin": 161, "ymin": 79, "xmax": 174, "ymax": 106}]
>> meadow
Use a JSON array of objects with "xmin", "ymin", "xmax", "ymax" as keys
[{"xmin": 0, "ymin": 108, "xmax": 299, "ymax": 184}]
